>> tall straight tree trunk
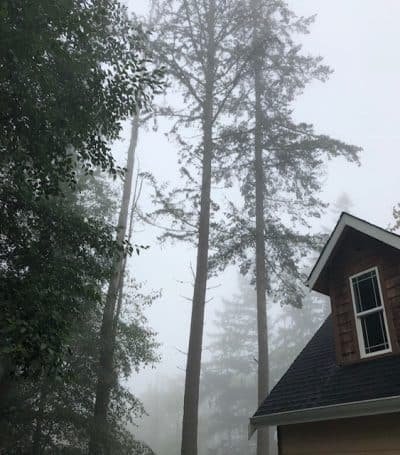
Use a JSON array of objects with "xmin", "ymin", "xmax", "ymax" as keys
[
  {"xmin": 31, "ymin": 379, "xmax": 48, "ymax": 455},
  {"xmin": 113, "ymin": 173, "xmax": 141, "ymax": 336},
  {"xmin": 0, "ymin": 358, "xmax": 13, "ymax": 408},
  {"xmin": 89, "ymin": 115, "xmax": 139, "ymax": 455},
  {"xmin": 181, "ymin": 3, "xmax": 215, "ymax": 454},
  {"xmin": 252, "ymin": 0, "xmax": 270, "ymax": 453}
]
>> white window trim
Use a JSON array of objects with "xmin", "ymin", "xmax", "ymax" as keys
[{"xmin": 349, "ymin": 266, "xmax": 392, "ymax": 359}]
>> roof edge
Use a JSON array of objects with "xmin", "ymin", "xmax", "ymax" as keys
[
  {"xmin": 249, "ymin": 394, "xmax": 400, "ymax": 434},
  {"xmin": 306, "ymin": 212, "xmax": 400, "ymax": 291}
]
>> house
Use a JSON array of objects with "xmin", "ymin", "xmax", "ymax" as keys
[{"xmin": 250, "ymin": 212, "xmax": 400, "ymax": 454}]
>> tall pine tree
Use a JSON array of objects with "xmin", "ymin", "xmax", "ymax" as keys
[
  {"xmin": 148, "ymin": 1, "xmax": 251, "ymax": 453},
  {"xmin": 209, "ymin": 3, "xmax": 361, "ymax": 451}
]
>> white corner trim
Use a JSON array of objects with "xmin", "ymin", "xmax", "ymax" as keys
[
  {"xmin": 249, "ymin": 394, "xmax": 400, "ymax": 434},
  {"xmin": 306, "ymin": 213, "xmax": 400, "ymax": 291}
]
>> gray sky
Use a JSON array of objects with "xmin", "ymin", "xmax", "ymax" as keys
[{"xmin": 115, "ymin": 0, "xmax": 400, "ymax": 401}]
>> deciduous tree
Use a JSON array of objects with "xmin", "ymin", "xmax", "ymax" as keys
[
  {"xmin": 0, "ymin": 0, "xmax": 162, "ymax": 385},
  {"xmin": 0, "ymin": 170, "xmax": 159, "ymax": 454}
]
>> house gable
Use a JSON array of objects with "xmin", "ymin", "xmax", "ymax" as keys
[
  {"xmin": 305, "ymin": 213, "xmax": 400, "ymax": 364},
  {"xmin": 307, "ymin": 212, "xmax": 400, "ymax": 294},
  {"xmin": 327, "ymin": 227, "xmax": 400, "ymax": 364},
  {"xmin": 250, "ymin": 213, "xmax": 400, "ymax": 434}
]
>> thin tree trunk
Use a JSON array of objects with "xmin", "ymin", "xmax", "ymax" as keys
[
  {"xmin": 32, "ymin": 378, "xmax": 48, "ymax": 455},
  {"xmin": 0, "ymin": 357, "xmax": 13, "ymax": 408},
  {"xmin": 252, "ymin": 0, "xmax": 270, "ymax": 453},
  {"xmin": 89, "ymin": 115, "xmax": 139, "ymax": 455},
  {"xmin": 113, "ymin": 175, "xmax": 142, "ymax": 336},
  {"xmin": 180, "ymin": 3, "xmax": 215, "ymax": 454}
]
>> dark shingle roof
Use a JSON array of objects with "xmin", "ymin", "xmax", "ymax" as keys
[{"xmin": 253, "ymin": 315, "xmax": 400, "ymax": 418}]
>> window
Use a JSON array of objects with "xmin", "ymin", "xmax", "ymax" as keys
[{"xmin": 350, "ymin": 267, "xmax": 391, "ymax": 358}]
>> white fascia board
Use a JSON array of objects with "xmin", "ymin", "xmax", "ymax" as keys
[
  {"xmin": 306, "ymin": 213, "xmax": 400, "ymax": 291},
  {"xmin": 249, "ymin": 394, "xmax": 400, "ymax": 435}
]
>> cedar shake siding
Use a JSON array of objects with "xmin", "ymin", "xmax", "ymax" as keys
[
  {"xmin": 279, "ymin": 413, "xmax": 400, "ymax": 455},
  {"xmin": 327, "ymin": 227, "xmax": 400, "ymax": 364}
]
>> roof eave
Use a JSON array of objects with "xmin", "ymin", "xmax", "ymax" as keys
[{"xmin": 249, "ymin": 394, "xmax": 400, "ymax": 436}]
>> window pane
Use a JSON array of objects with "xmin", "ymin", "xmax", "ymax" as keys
[
  {"xmin": 361, "ymin": 310, "xmax": 389, "ymax": 354},
  {"xmin": 352, "ymin": 270, "xmax": 381, "ymax": 313}
]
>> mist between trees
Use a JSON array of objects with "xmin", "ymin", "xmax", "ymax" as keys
[
  {"xmin": 2, "ymin": 0, "xmax": 396, "ymax": 454},
  {"xmin": 135, "ymin": 276, "xmax": 329, "ymax": 455}
]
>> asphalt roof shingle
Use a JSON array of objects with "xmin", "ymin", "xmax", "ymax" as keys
[{"xmin": 253, "ymin": 315, "xmax": 400, "ymax": 418}]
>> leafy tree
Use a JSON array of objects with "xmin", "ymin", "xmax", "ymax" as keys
[
  {"xmin": 0, "ymin": 0, "xmax": 162, "ymax": 384},
  {"xmin": 0, "ymin": 0, "xmax": 161, "ymax": 195},
  {"xmin": 0, "ymin": 279, "xmax": 159, "ymax": 454},
  {"xmin": 0, "ymin": 172, "xmax": 159, "ymax": 454},
  {"xmin": 0, "ymin": 171, "xmax": 115, "ymax": 391}
]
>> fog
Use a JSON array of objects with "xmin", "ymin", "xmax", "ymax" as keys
[
  {"xmin": 102, "ymin": 2, "xmax": 400, "ymax": 452},
  {"xmin": 2, "ymin": 1, "xmax": 400, "ymax": 454},
  {"xmin": 120, "ymin": 0, "xmax": 400, "ymax": 386}
]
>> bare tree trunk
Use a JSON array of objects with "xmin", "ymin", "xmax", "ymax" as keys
[
  {"xmin": 180, "ymin": 3, "xmax": 215, "ymax": 454},
  {"xmin": 0, "ymin": 357, "xmax": 13, "ymax": 408},
  {"xmin": 89, "ymin": 115, "xmax": 139, "ymax": 455},
  {"xmin": 252, "ymin": 0, "xmax": 270, "ymax": 454},
  {"xmin": 113, "ymin": 174, "xmax": 142, "ymax": 336},
  {"xmin": 32, "ymin": 378, "xmax": 48, "ymax": 455}
]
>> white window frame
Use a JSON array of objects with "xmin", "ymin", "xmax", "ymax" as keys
[{"xmin": 349, "ymin": 266, "xmax": 392, "ymax": 358}]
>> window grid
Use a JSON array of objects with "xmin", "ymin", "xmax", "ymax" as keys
[{"xmin": 349, "ymin": 267, "xmax": 391, "ymax": 358}]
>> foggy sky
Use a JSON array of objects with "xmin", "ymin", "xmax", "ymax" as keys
[{"xmin": 114, "ymin": 0, "xmax": 400, "ymax": 397}]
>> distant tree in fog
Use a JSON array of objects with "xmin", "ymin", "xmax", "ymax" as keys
[
  {"xmin": 269, "ymin": 292, "xmax": 329, "ymax": 387},
  {"xmin": 201, "ymin": 275, "xmax": 329, "ymax": 455},
  {"xmin": 332, "ymin": 193, "xmax": 354, "ymax": 215},
  {"xmin": 201, "ymin": 278, "xmax": 257, "ymax": 455},
  {"xmin": 136, "ymin": 376, "xmax": 185, "ymax": 455}
]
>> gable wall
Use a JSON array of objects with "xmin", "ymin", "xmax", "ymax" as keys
[
  {"xmin": 279, "ymin": 412, "xmax": 400, "ymax": 455},
  {"xmin": 328, "ymin": 228, "xmax": 400, "ymax": 364}
]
